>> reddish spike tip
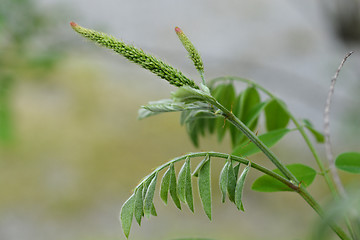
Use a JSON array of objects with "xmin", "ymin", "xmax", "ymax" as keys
[
  {"xmin": 175, "ymin": 27, "xmax": 183, "ymax": 34},
  {"xmin": 70, "ymin": 21, "xmax": 77, "ymax": 27}
]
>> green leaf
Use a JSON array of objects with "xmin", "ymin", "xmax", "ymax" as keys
[
  {"xmin": 207, "ymin": 85, "xmax": 224, "ymax": 134},
  {"xmin": 184, "ymin": 110, "xmax": 216, "ymax": 123},
  {"xmin": 232, "ymin": 128, "xmax": 291, "ymax": 157},
  {"xmin": 120, "ymin": 194, "xmax": 135, "ymax": 238},
  {"xmin": 180, "ymin": 110, "xmax": 191, "ymax": 125},
  {"xmin": 134, "ymin": 185, "xmax": 144, "ymax": 225},
  {"xmin": 198, "ymin": 158, "xmax": 212, "ymax": 220},
  {"xmin": 233, "ymin": 163, "xmax": 241, "ymax": 179},
  {"xmin": 219, "ymin": 161, "xmax": 229, "ymax": 203},
  {"xmin": 216, "ymin": 117, "xmax": 227, "ymax": 143},
  {"xmin": 227, "ymin": 160, "xmax": 237, "ymax": 203},
  {"xmin": 151, "ymin": 203, "xmax": 157, "ymax": 216},
  {"xmin": 142, "ymin": 174, "xmax": 156, "ymax": 200},
  {"xmin": 193, "ymin": 155, "xmax": 209, "ymax": 177},
  {"xmin": 303, "ymin": 119, "xmax": 325, "ymax": 143},
  {"xmin": 235, "ymin": 164, "xmax": 250, "ymax": 211},
  {"xmin": 172, "ymin": 86, "xmax": 215, "ymax": 104},
  {"xmin": 252, "ymin": 164, "xmax": 316, "ymax": 192},
  {"xmin": 197, "ymin": 117, "xmax": 207, "ymax": 137},
  {"xmin": 207, "ymin": 117, "xmax": 216, "ymax": 134},
  {"xmin": 335, "ymin": 152, "xmax": 360, "ymax": 173},
  {"xmin": 169, "ymin": 163, "xmax": 182, "ymax": 209},
  {"xmin": 160, "ymin": 167, "xmax": 171, "ymax": 204},
  {"xmin": 144, "ymin": 173, "xmax": 158, "ymax": 218},
  {"xmin": 231, "ymin": 87, "xmax": 261, "ymax": 146},
  {"xmin": 182, "ymin": 110, "xmax": 217, "ymax": 147},
  {"xmin": 244, "ymin": 101, "xmax": 269, "ymax": 126},
  {"xmin": 139, "ymin": 99, "xmax": 211, "ymax": 120},
  {"xmin": 177, "ymin": 159, "xmax": 188, "ymax": 203},
  {"xmin": 214, "ymin": 84, "xmax": 236, "ymax": 142},
  {"xmin": 265, "ymin": 99, "xmax": 290, "ymax": 131},
  {"xmin": 185, "ymin": 158, "xmax": 194, "ymax": 212},
  {"xmin": 240, "ymin": 87, "xmax": 261, "ymax": 124},
  {"xmin": 185, "ymin": 121, "xmax": 199, "ymax": 147},
  {"xmin": 138, "ymin": 99, "xmax": 172, "ymax": 119},
  {"xmin": 229, "ymin": 93, "xmax": 243, "ymax": 146}
]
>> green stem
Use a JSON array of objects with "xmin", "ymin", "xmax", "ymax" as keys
[
  {"xmin": 135, "ymin": 151, "xmax": 350, "ymax": 240},
  {"xmin": 136, "ymin": 151, "xmax": 297, "ymax": 193},
  {"xmin": 199, "ymin": 71, "xmax": 206, "ymax": 86},
  {"xmin": 210, "ymin": 98, "xmax": 298, "ymax": 182},
  {"xmin": 298, "ymin": 188, "xmax": 351, "ymax": 240},
  {"xmin": 210, "ymin": 76, "xmax": 338, "ymax": 196}
]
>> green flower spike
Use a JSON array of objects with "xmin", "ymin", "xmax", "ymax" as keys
[
  {"xmin": 175, "ymin": 27, "xmax": 205, "ymax": 84},
  {"xmin": 70, "ymin": 22, "xmax": 198, "ymax": 89}
]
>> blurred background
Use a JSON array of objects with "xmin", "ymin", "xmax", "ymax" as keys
[{"xmin": 1, "ymin": 0, "xmax": 360, "ymax": 239}]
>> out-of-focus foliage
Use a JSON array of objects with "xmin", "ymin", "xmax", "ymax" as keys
[{"xmin": 0, "ymin": 0, "xmax": 63, "ymax": 144}]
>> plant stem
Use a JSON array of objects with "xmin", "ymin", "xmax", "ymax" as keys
[
  {"xmin": 209, "ymin": 76, "xmax": 338, "ymax": 196},
  {"xmin": 210, "ymin": 98, "xmax": 298, "ymax": 182},
  {"xmin": 298, "ymin": 187, "xmax": 351, "ymax": 240},
  {"xmin": 199, "ymin": 71, "xmax": 206, "ymax": 85},
  {"xmin": 204, "ymin": 83, "xmax": 350, "ymax": 239},
  {"xmin": 135, "ymin": 151, "xmax": 298, "ymax": 193},
  {"xmin": 324, "ymin": 52, "xmax": 355, "ymax": 239},
  {"xmin": 136, "ymin": 151, "xmax": 350, "ymax": 240},
  {"xmin": 324, "ymin": 52, "xmax": 353, "ymax": 198}
]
